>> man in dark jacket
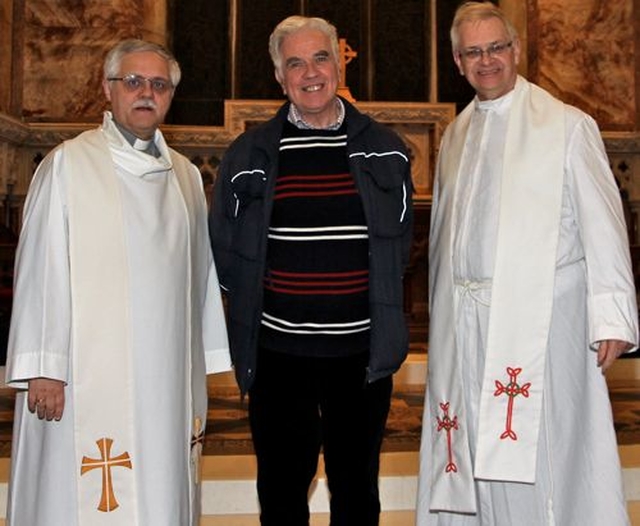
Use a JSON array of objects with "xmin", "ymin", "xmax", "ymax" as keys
[{"xmin": 209, "ymin": 15, "xmax": 413, "ymax": 526}]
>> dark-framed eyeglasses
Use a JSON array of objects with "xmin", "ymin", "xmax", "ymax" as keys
[
  {"xmin": 459, "ymin": 41, "xmax": 513, "ymax": 62},
  {"xmin": 107, "ymin": 74, "xmax": 173, "ymax": 95}
]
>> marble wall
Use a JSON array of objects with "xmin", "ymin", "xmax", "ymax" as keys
[
  {"xmin": 530, "ymin": 0, "xmax": 636, "ymax": 132},
  {"xmin": 520, "ymin": 0, "xmax": 640, "ymax": 220},
  {"xmin": 0, "ymin": 0, "xmax": 14, "ymax": 114},
  {"xmin": 15, "ymin": 0, "xmax": 168, "ymax": 123}
]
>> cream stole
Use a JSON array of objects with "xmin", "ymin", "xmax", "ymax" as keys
[
  {"xmin": 475, "ymin": 79, "xmax": 564, "ymax": 482},
  {"xmin": 428, "ymin": 77, "xmax": 565, "ymax": 511},
  {"xmin": 65, "ymin": 129, "xmax": 138, "ymax": 523}
]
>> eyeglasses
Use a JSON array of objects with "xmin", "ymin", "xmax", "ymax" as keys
[
  {"xmin": 107, "ymin": 74, "xmax": 173, "ymax": 95},
  {"xmin": 459, "ymin": 41, "xmax": 513, "ymax": 61}
]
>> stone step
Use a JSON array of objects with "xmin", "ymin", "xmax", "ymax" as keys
[
  {"xmin": 200, "ymin": 511, "xmax": 416, "ymax": 525},
  {"xmin": 0, "ymin": 445, "xmax": 640, "ymax": 526},
  {"xmin": 0, "ymin": 448, "xmax": 637, "ymax": 525}
]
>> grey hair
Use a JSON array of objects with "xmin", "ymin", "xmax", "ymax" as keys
[
  {"xmin": 103, "ymin": 39, "xmax": 181, "ymax": 87},
  {"xmin": 269, "ymin": 16, "xmax": 340, "ymax": 78},
  {"xmin": 450, "ymin": 1, "xmax": 518, "ymax": 52}
]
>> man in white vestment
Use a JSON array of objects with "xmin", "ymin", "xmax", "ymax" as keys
[
  {"xmin": 416, "ymin": 2, "xmax": 638, "ymax": 525},
  {"xmin": 4, "ymin": 39, "xmax": 231, "ymax": 526}
]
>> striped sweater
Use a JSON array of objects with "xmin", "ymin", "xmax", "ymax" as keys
[{"xmin": 259, "ymin": 121, "xmax": 370, "ymax": 357}]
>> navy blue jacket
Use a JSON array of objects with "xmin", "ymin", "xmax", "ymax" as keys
[{"xmin": 209, "ymin": 98, "xmax": 414, "ymax": 394}]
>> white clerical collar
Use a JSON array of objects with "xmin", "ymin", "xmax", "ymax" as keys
[
  {"xmin": 133, "ymin": 137, "xmax": 153, "ymax": 151},
  {"xmin": 474, "ymin": 89, "xmax": 514, "ymax": 114},
  {"xmin": 112, "ymin": 118, "xmax": 161, "ymax": 157},
  {"xmin": 287, "ymin": 98, "xmax": 345, "ymax": 130}
]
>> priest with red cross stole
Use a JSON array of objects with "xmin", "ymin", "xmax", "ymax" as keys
[
  {"xmin": 209, "ymin": 15, "xmax": 413, "ymax": 526},
  {"xmin": 4, "ymin": 39, "xmax": 231, "ymax": 526},
  {"xmin": 417, "ymin": 2, "xmax": 638, "ymax": 525}
]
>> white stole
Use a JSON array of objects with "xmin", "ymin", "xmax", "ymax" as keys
[{"xmin": 428, "ymin": 77, "xmax": 565, "ymax": 511}]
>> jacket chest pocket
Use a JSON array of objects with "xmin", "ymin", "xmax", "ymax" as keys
[
  {"xmin": 230, "ymin": 170, "xmax": 268, "ymax": 260},
  {"xmin": 358, "ymin": 156, "xmax": 411, "ymax": 238}
]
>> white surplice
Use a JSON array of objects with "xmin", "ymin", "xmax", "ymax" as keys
[
  {"xmin": 5, "ymin": 112, "xmax": 231, "ymax": 526},
  {"xmin": 417, "ymin": 78, "xmax": 638, "ymax": 525}
]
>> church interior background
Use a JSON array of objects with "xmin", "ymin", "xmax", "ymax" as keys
[{"xmin": 0, "ymin": 0, "xmax": 639, "ymax": 524}]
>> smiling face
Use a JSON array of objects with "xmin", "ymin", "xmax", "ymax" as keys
[
  {"xmin": 275, "ymin": 27, "xmax": 340, "ymax": 128},
  {"xmin": 102, "ymin": 51, "xmax": 174, "ymax": 139},
  {"xmin": 453, "ymin": 16, "xmax": 520, "ymax": 101}
]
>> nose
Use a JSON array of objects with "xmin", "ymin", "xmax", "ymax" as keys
[
  {"xmin": 139, "ymin": 79, "xmax": 154, "ymax": 96},
  {"xmin": 479, "ymin": 50, "xmax": 493, "ymax": 64},
  {"xmin": 304, "ymin": 61, "xmax": 319, "ymax": 77}
]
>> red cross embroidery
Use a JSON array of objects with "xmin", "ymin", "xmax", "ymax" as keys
[
  {"xmin": 494, "ymin": 366, "xmax": 531, "ymax": 440},
  {"xmin": 436, "ymin": 402, "xmax": 459, "ymax": 473}
]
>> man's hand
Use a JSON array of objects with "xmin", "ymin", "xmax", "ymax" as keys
[
  {"xmin": 597, "ymin": 339, "xmax": 634, "ymax": 373},
  {"xmin": 28, "ymin": 378, "xmax": 65, "ymax": 421}
]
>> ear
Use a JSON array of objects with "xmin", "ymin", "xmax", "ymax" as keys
[
  {"xmin": 512, "ymin": 38, "xmax": 522, "ymax": 66},
  {"xmin": 102, "ymin": 79, "xmax": 112, "ymax": 102},
  {"xmin": 452, "ymin": 51, "xmax": 464, "ymax": 76},
  {"xmin": 274, "ymin": 70, "xmax": 286, "ymax": 95}
]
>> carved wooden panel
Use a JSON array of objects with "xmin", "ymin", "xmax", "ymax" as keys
[{"xmin": 223, "ymin": 99, "xmax": 454, "ymax": 196}]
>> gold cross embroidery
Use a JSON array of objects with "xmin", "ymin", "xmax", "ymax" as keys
[
  {"xmin": 81, "ymin": 437, "xmax": 133, "ymax": 512},
  {"xmin": 191, "ymin": 417, "xmax": 205, "ymax": 484}
]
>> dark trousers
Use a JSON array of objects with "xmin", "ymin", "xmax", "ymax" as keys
[{"xmin": 248, "ymin": 347, "xmax": 393, "ymax": 526}]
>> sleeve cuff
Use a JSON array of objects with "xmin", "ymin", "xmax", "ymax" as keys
[
  {"xmin": 4, "ymin": 351, "xmax": 69, "ymax": 389},
  {"xmin": 589, "ymin": 292, "xmax": 639, "ymax": 350}
]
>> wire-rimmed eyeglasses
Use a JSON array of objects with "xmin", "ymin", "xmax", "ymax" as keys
[
  {"xmin": 458, "ymin": 41, "xmax": 513, "ymax": 61},
  {"xmin": 107, "ymin": 74, "xmax": 173, "ymax": 95}
]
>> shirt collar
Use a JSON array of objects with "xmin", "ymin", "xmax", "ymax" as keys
[
  {"xmin": 287, "ymin": 98, "xmax": 345, "ymax": 130},
  {"xmin": 474, "ymin": 88, "xmax": 515, "ymax": 114}
]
